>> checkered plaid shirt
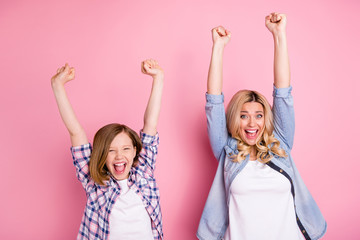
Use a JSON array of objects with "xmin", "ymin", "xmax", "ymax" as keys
[{"xmin": 71, "ymin": 131, "xmax": 163, "ymax": 240}]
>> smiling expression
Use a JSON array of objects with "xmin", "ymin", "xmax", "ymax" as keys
[
  {"xmin": 239, "ymin": 102, "xmax": 265, "ymax": 146},
  {"xmin": 105, "ymin": 132, "xmax": 137, "ymax": 181}
]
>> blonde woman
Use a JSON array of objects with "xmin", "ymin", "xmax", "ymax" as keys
[{"xmin": 197, "ymin": 13, "xmax": 326, "ymax": 240}]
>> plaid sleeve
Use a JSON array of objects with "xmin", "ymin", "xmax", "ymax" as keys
[
  {"xmin": 138, "ymin": 131, "xmax": 159, "ymax": 172},
  {"xmin": 71, "ymin": 143, "xmax": 92, "ymax": 189}
]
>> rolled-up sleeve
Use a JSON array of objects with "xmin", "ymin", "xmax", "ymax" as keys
[
  {"xmin": 138, "ymin": 131, "xmax": 159, "ymax": 172},
  {"xmin": 71, "ymin": 143, "xmax": 92, "ymax": 189},
  {"xmin": 206, "ymin": 93, "xmax": 229, "ymax": 161},
  {"xmin": 272, "ymin": 86, "xmax": 295, "ymax": 150}
]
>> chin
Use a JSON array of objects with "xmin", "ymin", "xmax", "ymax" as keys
[{"xmin": 111, "ymin": 171, "xmax": 130, "ymax": 181}]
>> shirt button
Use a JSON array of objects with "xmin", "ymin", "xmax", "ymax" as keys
[{"xmin": 302, "ymin": 230, "xmax": 306, "ymax": 233}]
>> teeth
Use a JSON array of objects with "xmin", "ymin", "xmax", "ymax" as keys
[
  {"xmin": 246, "ymin": 130, "xmax": 257, "ymax": 133},
  {"xmin": 114, "ymin": 163, "xmax": 125, "ymax": 166}
]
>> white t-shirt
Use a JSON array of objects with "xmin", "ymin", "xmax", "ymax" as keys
[
  {"xmin": 224, "ymin": 160, "xmax": 304, "ymax": 240},
  {"xmin": 108, "ymin": 179, "xmax": 153, "ymax": 240}
]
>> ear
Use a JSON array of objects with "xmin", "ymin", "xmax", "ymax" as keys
[
  {"xmin": 132, "ymin": 146, "xmax": 137, "ymax": 158},
  {"xmin": 132, "ymin": 146, "xmax": 139, "ymax": 167}
]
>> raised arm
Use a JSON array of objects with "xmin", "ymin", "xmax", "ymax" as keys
[
  {"xmin": 206, "ymin": 27, "xmax": 231, "ymax": 160},
  {"xmin": 207, "ymin": 26, "xmax": 231, "ymax": 95},
  {"xmin": 265, "ymin": 13, "xmax": 290, "ymax": 88},
  {"xmin": 141, "ymin": 59, "xmax": 164, "ymax": 136},
  {"xmin": 51, "ymin": 63, "xmax": 88, "ymax": 147},
  {"xmin": 266, "ymin": 14, "xmax": 295, "ymax": 149}
]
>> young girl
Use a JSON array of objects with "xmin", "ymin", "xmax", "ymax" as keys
[
  {"xmin": 197, "ymin": 13, "xmax": 327, "ymax": 240},
  {"xmin": 51, "ymin": 59, "xmax": 164, "ymax": 239}
]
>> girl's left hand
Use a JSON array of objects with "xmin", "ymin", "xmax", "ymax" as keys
[
  {"xmin": 51, "ymin": 63, "xmax": 75, "ymax": 87},
  {"xmin": 141, "ymin": 59, "xmax": 164, "ymax": 78},
  {"xmin": 265, "ymin": 12, "xmax": 287, "ymax": 35}
]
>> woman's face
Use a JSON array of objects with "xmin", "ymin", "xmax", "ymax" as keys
[
  {"xmin": 105, "ymin": 132, "xmax": 136, "ymax": 180},
  {"xmin": 239, "ymin": 102, "xmax": 265, "ymax": 146}
]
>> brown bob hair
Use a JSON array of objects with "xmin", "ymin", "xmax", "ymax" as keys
[
  {"xmin": 89, "ymin": 123, "xmax": 142, "ymax": 185},
  {"xmin": 226, "ymin": 90, "xmax": 286, "ymax": 163}
]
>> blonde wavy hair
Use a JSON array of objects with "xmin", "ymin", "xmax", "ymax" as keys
[{"xmin": 226, "ymin": 90, "xmax": 286, "ymax": 163}]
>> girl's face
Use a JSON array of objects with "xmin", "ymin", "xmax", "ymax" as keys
[
  {"xmin": 105, "ymin": 132, "xmax": 136, "ymax": 180},
  {"xmin": 239, "ymin": 102, "xmax": 265, "ymax": 146}
]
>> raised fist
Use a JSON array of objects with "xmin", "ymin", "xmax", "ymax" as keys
[
  {"xmin": 211, "ymin": 26, "xmax": 231, "ymax": 46},
  {"xmin": 51, "ymin": 63, "xmax": 75, "ymax": 86},
  {"xmin": 265, "ymin": 13, "xmax": 287, "ymax": 35},
  {"xmin": 141, "ymin": 59, "xmax": 164, "ymax": 78}
]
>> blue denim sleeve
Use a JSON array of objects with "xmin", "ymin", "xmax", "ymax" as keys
[
  {"xmin": 272, "ymin": 86, "xmax": 295, "ymax": 150},
  {"xmin": 205, "ymin": 93, "xmax": 229, "ymax": 161}
]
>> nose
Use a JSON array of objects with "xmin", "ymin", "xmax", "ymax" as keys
[
  {"xmin": 248, "ymin": 117, "xmax": 256, "ymax": 127},
  {"xmin": 115, "ymin": 151, "xmax": 123, "ymax": 159}
]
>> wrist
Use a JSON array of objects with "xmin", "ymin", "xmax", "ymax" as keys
[
  {"xmin": 212, "ymin": 43, "xmax": 225, "ymax": 56},
  {"xmin": 272, "ymin": 30, "xmax": 287, "ymax": 40},
  {"xmin": 273, "ymin": 31, "xmax": 287, "ymax": 45},
  {"xmin": 152, "ymin": 73, "xmax": 164, "ymax": 81},
  {"xmin": 51, "ymin": 80, "xmax": 65, "ymax": 91},
  {"xmin": 212, "ymin": 41, "xmax": 226, "ymax": 50}
]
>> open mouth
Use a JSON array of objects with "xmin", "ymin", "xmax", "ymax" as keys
[
  {"xmin": 114, "ymin": 162, "xmax": 126, "ymax": 174},
  {"xmin": 245, "ymin": 129, "xmax": 258, "ymax": 139}
]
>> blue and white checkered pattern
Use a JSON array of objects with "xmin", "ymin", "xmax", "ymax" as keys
[{"xmin": 71, "ymin": 131, "xmax": 163, "ymax": 240}]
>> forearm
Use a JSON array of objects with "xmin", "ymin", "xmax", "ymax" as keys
[
  {"xmin": 207, "ymin": 43, "xmax": 225, "ymax": 95},
  {"xmin": 143, "ymin": 75, "xmax": 164, "ymax": 136},
  {"xmin": 206, "ymin": 94, "xmax": 229, "ymax": 160},
  {"xmin": 52, "ymin": 83, "xmax": 88, "ymax": 146},
  {"xmin": 272, "ymin": 86, "xmax": 295, "ymax": 150},
  {"xmin": 273, "ymin": 32, "xmax": 290, "ymax": 88}
]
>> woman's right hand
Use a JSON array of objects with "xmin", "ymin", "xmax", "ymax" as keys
[
  {"xmin": 265, "ymin": 13, "xmax": 287, "ymax": 36},
  {"xmin": 51, "ymin": 63, "xmax": 75, "ymax": 87},
  {"xmin": 211, "ymin": 26, "xmax": 231, "ymax": 47},
  {"xmin": 141, "ymin": 59, "xmax": 164, "ymax": 79}
]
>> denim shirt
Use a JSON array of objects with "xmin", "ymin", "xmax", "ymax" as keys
[{"xmin": 197, "ymin": 86, "xmax": 327, "ymax": 240}]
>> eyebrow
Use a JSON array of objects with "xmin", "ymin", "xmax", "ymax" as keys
[
  {"xmin": 240, "ymin": 111, "xmax": 264, "ymax": 113},
  {"xmin": 109, "ymin": 145, "xmax": 133, "ymax": 148}
]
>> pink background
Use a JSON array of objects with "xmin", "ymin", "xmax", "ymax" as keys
[{"xmin": 1, "ymin": 0, "xmax": 359, "ymax": 239}]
